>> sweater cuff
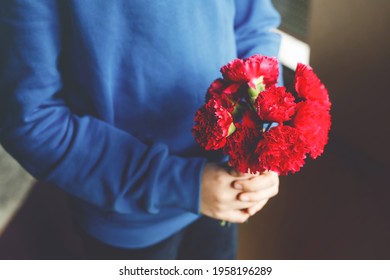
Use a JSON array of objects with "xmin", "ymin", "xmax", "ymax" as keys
[{"xmin": 159, "ymin": 156, "xmax": 207, "ymax": 214}]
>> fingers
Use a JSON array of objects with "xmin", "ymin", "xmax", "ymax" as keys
[
  {"xmin": 213, "ymin": 188, "xmax": 260, "ymax": 211},
  {"xmin": 232, "ymin": 171, "xmax": 279, "ymax": 192},
  {"xmin": 200, "ymin": 163, "xmax": 277, "ymax": 223},
  {"xmin": 233, "ymin": 171, "xmax": 279, "ymax": 218},
  {"xmin": 214, "ymin": 199, "xmax": 269, "ymax": 223},
  {"xmin": 237, "ymin": 184, "xmax": 278, "ymax": 202},
  {"xmin": 246, "ymin": 199, "xmax": 269, "ymax": 216},
  {"xmin": 201, "ymin": 192, "xmax": 253, "ymax": 223},
  {"xmin": 217, "ymin": 210, "xmax": 250, "ymax": 224},
  {"xmin": 230, "ymin": 200, "xmax": 259, "ymax": 210}
]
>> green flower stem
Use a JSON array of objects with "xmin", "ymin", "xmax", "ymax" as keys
[
  {"xmin": 246, "ymin": 96, "xmax": 257, "ymax": 112},
  {"xmin": 219, "ymin": 219, "xmax": 249, "ymax": 227},
  {"xmin": 220, "ymin": 220, "xmax": 231, "ymax": 227}
]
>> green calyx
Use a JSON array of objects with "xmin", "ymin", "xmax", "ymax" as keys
[
  {"xmin": 248, "ymin": 76, "xmax": 265, "ymax": 101},
  {"xmin": 227, "ymin": 122, "xmax": 236, "ymax": 136}
]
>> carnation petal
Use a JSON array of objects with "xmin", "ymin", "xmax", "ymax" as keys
[
  {"xmin": 220, "ymin": 55, "xmax": 279, "ymax": 89},
  {"xmin": 192, "ymin": 99, "xmax": 234, "ymax": 150},
  {"xmin": 244, "ymin": 55, "xmax": 279, "ymax": 87},
  {"xmin": 255, "ymin": 126, "xmax": 307, "ymax": 175},
  {"xmin": 255, "ymin": 86, "xmax": 296, "ymax": 123},
  {"xmin": 295, "ymin": 63, "xmax": 331, "ymax": 108},
  {"xmin": 220, "ymin": 59, "xmax": 247, "ymax": 83},
  {"xmin": 292, "ymin": 101, "xmax": 331, "ymax": 158}
]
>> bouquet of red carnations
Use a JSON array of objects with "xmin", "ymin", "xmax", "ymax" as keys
[{"xmin": 192, "ymin": 54, "xmax": 331, "ymax": 175}]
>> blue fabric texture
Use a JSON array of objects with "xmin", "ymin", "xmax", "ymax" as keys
[
  {"xmin": 80, "ymin": 215, "xmax": 237, "ymax": 260},
  {"xmin": 0, "ymin": 0, "xmax": 281, "ymax": 248}
]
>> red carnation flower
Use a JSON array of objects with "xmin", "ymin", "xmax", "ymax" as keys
[
  {"xmin": 193, "ymin": 55, "xmax": 332, "ymax": 177},
  {"xmin": 255, "ymin": 86, "xmax": 296, "ymax": 123},
  {"xmin": 292, "ymin": 101, "xmax": 331, "ymax": 159},
  {"xmin": 207, "ymin": 78, "xmax": 241, "ymax": 97},
  {"xmin": 244, "ymin": 55, "xmax": 279, "ymax": 88},
  {"xmin": 225, "ymin": 111, "xmax": 263, "ymax": 174},
  {"xmin": 295, "ymin": 63, "xmax": 331, "ymax": 109},
  {"xmin": 255, "ymin": 125, "xmax": 307, "ymax": 175},
  {"xmin": 192, "ymin": 98, "xmax": 235, "ymax": 150},
  {"xmin": 221, "ymin": 55, "xmax": 279, "ymax": 89},
  {"xmin": 220, "ymin": 59, "xmax": 247, "ymax": 84},
  {"xmin": 205, "ymin": 78, "xmax": 241, "ymax": 109}
]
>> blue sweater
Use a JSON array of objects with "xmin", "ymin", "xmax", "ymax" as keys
[{"xmin": 0, "ymin": 0, "xmax": 281, "ymax": 248}]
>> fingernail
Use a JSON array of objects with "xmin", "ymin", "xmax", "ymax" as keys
[
  {"xmin": 234, "ymin": 183, "xmax": 243, "ymax": 190},
  {"xmin": 240, "ymin": 194, "xmax": 249, "ymax": 201}
]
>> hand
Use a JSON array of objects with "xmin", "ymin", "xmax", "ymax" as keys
[
  {"xmin": 231, "ymin": 170, "xmax": 279, "ymax": 216},
  {"xmin": 200, "ymin": 163, "xmax": 259, "ymax": 223}
]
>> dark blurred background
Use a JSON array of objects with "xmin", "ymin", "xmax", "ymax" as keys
[
  {"xmin": 239, "ymin": 0, "xmax": 390, "ymax": 259},
  {"xmin": 1, "ymin": 0, "xmax": 390, "ymax": 259}
]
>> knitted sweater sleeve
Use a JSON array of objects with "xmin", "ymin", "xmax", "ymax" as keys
[
  {"xmin": 234, "ymin": 0, "xmax": 282, "ymax": 59},
  {"xmin": 0, "ymin": 1, "xmax": 205, "ymax": 215}
]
